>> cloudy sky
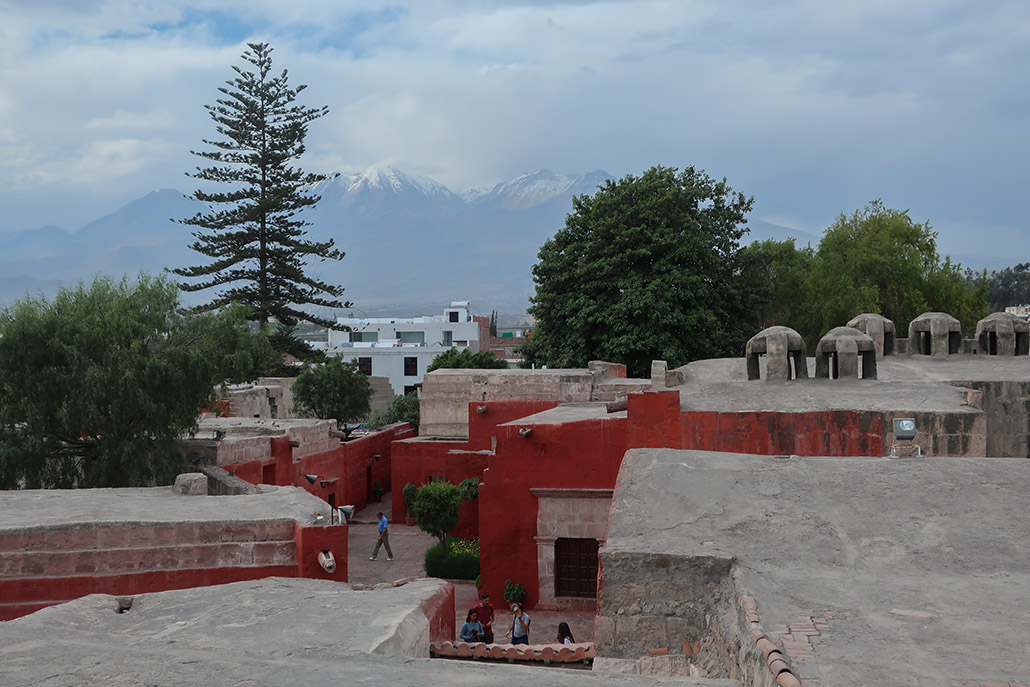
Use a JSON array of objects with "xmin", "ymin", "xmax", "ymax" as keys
[{"xmin": 1, "ymin": 0, "xmax": 1027, "ymax": 265}]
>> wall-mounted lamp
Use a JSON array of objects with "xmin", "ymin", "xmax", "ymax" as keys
[
  {"xmin": 337, "ymin": 505, "xmax": 355, "ymax": 523},
  {"xmin": 519, "ymin": 427, "xmax": 533, "ymax": 438},
  {"xmin": 893, "ymin": 418, "xmax": 917, "ymax": 441},
  {"xmin": 299, "ymin": 473, "xmax": 319, "ymax": 485},
  {"xmin": 373, "ymin": 454, "xmax": 382, "ymax": 462},
  {"xmin": 319, "ymin": 477, "xmax": 339, "ymax": 488},
  {"xmin": 476, "ymin": 405, "xmax": 488, "ymax": 414}
]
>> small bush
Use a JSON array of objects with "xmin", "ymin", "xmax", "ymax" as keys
[
  {"xmin": 424, "ymin": 538, "xmax": 480, "ymax": 579},
  {"xmin": 503, "ymin": 579, "xmax": 526, "ymax": 604}
]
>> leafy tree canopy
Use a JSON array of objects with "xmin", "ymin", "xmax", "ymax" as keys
[
  {"xmin": 291, "ymin": 358, "xmax": 372, "ymax": 436},
  {"xmin": 173, "ymin": 42, "xmax": 349, "ymax": 331},
  {"xmin": 520, "ymin": 165, "xmax": 756, "ymax": 377},
  {"xmin": 371, "ymin": 392, "xmax": 420, "ymax": 430},
  {"xmin": 0, "ymin": 275, "xmax": 270, "ymax": 489},
  {"xmin": 426, "ymin": 347, "xmax": 508, "ymax": 373},
  {"xmin": 411, "ymin": 480, "xmax": 463, "ymax": 551},
  {"xmin": 970, "ymin": 263, "xmax": 1030, "ymax": 311},
  {"xmin": 788, "ymin": 201, "xmax": 988, "ymax": 345}
]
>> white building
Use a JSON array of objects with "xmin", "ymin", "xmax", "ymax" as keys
[{"xmin": 326, "ymin": 302, "xmax": 485, "ymax": 396}]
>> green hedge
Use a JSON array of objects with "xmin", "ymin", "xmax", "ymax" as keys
[{"xmin": 424, "ymin": 539, "xmax": 480, "ymax": 580}]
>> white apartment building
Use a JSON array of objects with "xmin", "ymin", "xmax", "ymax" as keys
[{"xmin": 326, "ymin": 302, "xmax": 484, "ymax": 396}]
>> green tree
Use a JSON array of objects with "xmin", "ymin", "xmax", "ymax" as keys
[
  {"xmin": 173, "ymin": 42, "xmax": 349, "ymax": 331},
  {"xmin": 520, "ymin": 165, "xmax": 756, "ymax": 377},
  {"xmin": 0, "ymin": 275, "xmax": 268, "ymax": 489},
  {"xmin": 739, "ymin": 238, "xmax": 815, "ymax": 329},
  {"xmin": 426, "ymin": 347, "xmax": 508, "ymax": 372},
  {"xmin": 291, "ymin": 358, "xmax": 372, "ymax": 438},
  {"xmin": 489, "ymin": 310, "xmax": 498, "ymax": 337},
  {"xmin": 973, "ymin": 263, "xmax": 1030, "ymax": 311},
  {"xmin": 371, "ymin": 392, "xmax": 420, "ymax": 430},
  {"xmin": 796, "ymin": 201, "xmax": 988, "ymax": 345},
  {"xmin": 411, "ymin": 481, "xmax": 463, "ymax": 552}
]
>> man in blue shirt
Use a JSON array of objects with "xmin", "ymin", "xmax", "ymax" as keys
[{"xmin": 370, "ymin": 511, "xmax": 394, "ymax": 561}]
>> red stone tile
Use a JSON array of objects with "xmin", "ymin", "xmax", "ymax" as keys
[{"xmin": 648, "ymin": 647, "xmax": 669, "ymax": 656}]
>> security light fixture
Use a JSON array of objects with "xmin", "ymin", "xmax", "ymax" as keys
[
  {"xmin": 519, "ymin": 427, "xmax": 533, "ymax": 438},
  {"xmin": 319, "ymin": 478, "xmax": 339, "ymax": 488},
  {"xmin": 300, "ymin": 473, "xmax": 319, "ymax": 485},
  {"xmin": 476, "ymin": 405, "xmax": 488, "ymax": 414},
  {"xmin": 893, "ymin": 418, "xmax": 917, "ymax": 441}
]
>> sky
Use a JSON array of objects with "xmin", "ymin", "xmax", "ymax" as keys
[{"xmin": 1, "ymin": 0, "xmax": 1028, "ymax": 266}]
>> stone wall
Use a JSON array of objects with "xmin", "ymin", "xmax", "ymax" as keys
[
  {"xmin": 0, "ymin": 517, "xmax": 347, "ymax": 621},
  {"xmin": 420, "ymin": 366, "xmax": 648, "ymax": 438},
  {"xmin": 595, "ymin": 551, "xmax": 781, "ymax": 685},
  {"xmin": 957, "ymin": 380, "xmax": 1030, "ymax": 457}
]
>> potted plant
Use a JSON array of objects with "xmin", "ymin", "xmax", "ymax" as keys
[
  {"xmin": 503, "ymin": 579, "xmax": 526, "ymax": 605},
  {"xmin": 372, "ymin": 480, "xmax": 385, "ymax": 502},
  {"xmin": 402, "ymin": 482, "xmax": 418, "ymax": 526}
]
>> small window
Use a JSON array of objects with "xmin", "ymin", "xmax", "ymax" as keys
[
  {"xmin": 351, "ymin": 331, "xmax": 378, "ymax": 343},
  {"xmin": 404, "ymin": 385, "xmax": 418, "ymax": 396},
  {"xmin": 429, "ymin": 475, "xmax": 446, "ymax": 483},
  {"xmin": 404, "ymin": 357, "xmax": 418, "ymax": 376},
  {"xmin": 398, "ymin": 331, "xmax": 425, "ymax": 345},
  {"xmin": 555, "ymin": 538, "xmax": 599, "ymax": 598},
  {"xmin": 449, "ymin": 311, "xmax": 459, "ymax": 323},
  {"xmin": 357, "ymin": 357, "xmax": 372, "ymax": 375},
  {"xmin": 443, "ymin": 330, "xmax": 453, "ymax": 346}
]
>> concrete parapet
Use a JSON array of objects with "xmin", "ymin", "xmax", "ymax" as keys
[
  {"xmin": 975, "ymin": 312, "xmax": 1030, "ymax": 356},
  {"xmin": 847, "ymin": 313, "xmax": 896, "ymax": 356},
  {"xmin": 746, "ymin": 327, "xmax": 807, "ymax": 381},
  {"xmin": 908, "ymin": 312, "xmax": 961, "ymax": 356},
  {"xmin": 814, "ymin": 327, "xmax": 877, "ymax": 379}
]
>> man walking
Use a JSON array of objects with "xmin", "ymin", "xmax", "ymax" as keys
[{"xmin": 370, "ymin": 511, "xmax": 393, "ymax": 561}]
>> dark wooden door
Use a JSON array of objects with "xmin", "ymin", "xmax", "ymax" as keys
[{"xmin": 555, "ymin": 538, "xmax": 599, "ymax": 597}]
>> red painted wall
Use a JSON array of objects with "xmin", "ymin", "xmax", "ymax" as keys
[
  {"xmin": 0, "ymin": 519, "xmax": 349, "ymax": 621},
  {"xmin": 390, "ymin": 402, "xmax": 559, "ymax": 537},
  {"xmin": 477, "ymin": 413, "xmax": 628, "ymax": 610},
  {"xmin": 626, "ymin": 390, "xmax": 884, "ymax": 456},
  {"xmin": 230, "ymin": 424, "xmax": 416, "ymax": 514}
]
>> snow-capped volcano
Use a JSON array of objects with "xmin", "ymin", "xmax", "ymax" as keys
[{"xmin": 463, "ymin": 169, "xmax": 611, "ymax": 210}]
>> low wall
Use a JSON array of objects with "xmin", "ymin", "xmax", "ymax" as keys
[
  {"xmin": 595, "ymin": 551, "xmax": 784, "ymax": 685},
  {"xmin": 0, "ymin": 518, "xmax": 347, "ymax": 621}
]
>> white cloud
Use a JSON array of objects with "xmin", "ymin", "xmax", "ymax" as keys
[{"xmin": 0, "ymin": 0, "xmax": 1027, "ymax": 263}]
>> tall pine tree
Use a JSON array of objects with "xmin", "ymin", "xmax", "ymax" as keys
[{"xmin": 174, "ymin": 42, "xmax": 348, "ymax": 330}]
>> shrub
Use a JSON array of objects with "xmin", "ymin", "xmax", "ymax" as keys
[
  {"xmin": 412, "ymin": 481, "xmax": 463, "ymax": 551},
  {"xmin": 503, "ymin": 579, "xmax": 526, "ymax": 604},
  {"xmin": 459, "ymin": 477, "xmax": 481, "ymax": 501},
  {"xmin": 424, "ymin": 538, "xmax": 480, "ymax": 580},
  {"xmin": 402, "ymin": 482, "xmax": 418, "ymax": 516}
]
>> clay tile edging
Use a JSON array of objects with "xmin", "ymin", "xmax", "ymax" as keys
[{"xmin": 741, "ymin": 593, "xmax": 804, "ymax": 687}]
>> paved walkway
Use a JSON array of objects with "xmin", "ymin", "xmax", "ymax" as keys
[{"xmin": 347, "ymin": 492, "xmax": 595, "ymax": 644}]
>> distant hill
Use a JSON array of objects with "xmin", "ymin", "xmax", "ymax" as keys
[{"xmin": 0, "ymin": 168, "xmax": 829, "ymax": 311}]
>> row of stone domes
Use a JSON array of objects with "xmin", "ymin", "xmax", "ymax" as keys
[{"xmin": 746, "ymin": 311, "xmax": 1029, "ymax": 381}]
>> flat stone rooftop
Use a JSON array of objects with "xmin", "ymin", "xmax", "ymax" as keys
[
  {"xmin": 674, "ymin": 355, "xmax": 1030, "ymax": 413},
  {"xmin": 0, "ymin": 485, "xmax": 331, "ymax": 531},
  {"xmin": 608, "ymin": 448, "xmax": 1030, "ymax": 686},
  {"xmin": 0, "ymin": 577, "xmax": 740, "ymax": 687},
  {"xmin": 504, "ymin": 401, "xmax": 624, "ymax": 425}
]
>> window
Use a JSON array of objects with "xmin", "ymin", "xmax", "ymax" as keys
[
  {"xmin": 404, "ymin": 385, "xmax": 418, "ymax": 396},
  {"xmin": 357, "ymin": 357, "xmax": 372, "ymax": 376},
  {"xmin": 351, "ymin": 331, "xmax": 378, "ymax": 343},
  {"xmin": 398, "ymin": 331, "xmax": 425, "ymax": 344},
  {"xmin": 555, "ymin": 538, "xmax": 599, "ymax": 597},
  {"xmin": 442, "ymin": 330, "xmax": 453, "ymax": 346},
  {"xmin": 449, "ymin": 311, "xmax": 459, "ymax": 323},
  {"xmin": 404, "ymin": 357, "xmax": 418, "ymax": 376}
]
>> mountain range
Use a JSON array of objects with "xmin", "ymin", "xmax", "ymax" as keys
[{"xmin": 0, "ymin": 167, "xmax": 820, "ymax": 313}]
